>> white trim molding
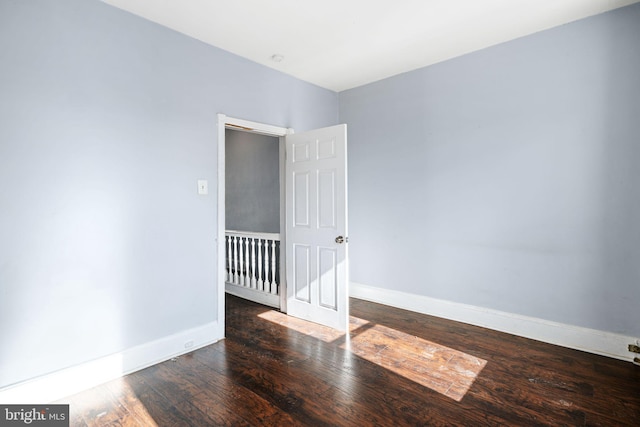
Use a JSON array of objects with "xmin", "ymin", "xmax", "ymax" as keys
[
  {"xmin": 350, "ymin": 282, "xmax": 638, "ymax": 362},
  {"xmin": 0, "ymin": 322, "xmax": 222, "ymax": 404},
  {"xmin": 217, "ymin": 114, "xmax": 292, "ymax": 317}
]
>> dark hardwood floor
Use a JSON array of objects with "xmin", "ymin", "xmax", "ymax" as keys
[{"xmin": 60, "ymin": 294, "xmax": 640, "ymax": 426}]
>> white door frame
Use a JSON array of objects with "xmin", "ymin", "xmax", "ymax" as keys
[{"xmin": 216, "ymin": 114, "xmax": 292, "ymax": 335}]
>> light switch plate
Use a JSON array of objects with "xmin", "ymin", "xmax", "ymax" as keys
[{"xmin": 197, "ymin": 180, "xmax": 208, "ymax": 195}]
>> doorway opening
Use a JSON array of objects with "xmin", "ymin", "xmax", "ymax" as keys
[
  {"xmin": 216, "ymin": 115, "xmax": 290, "ymax": 330},
  {"xmin": 225, "ymin": 129, "xmax": 282, "ymax": 308}
]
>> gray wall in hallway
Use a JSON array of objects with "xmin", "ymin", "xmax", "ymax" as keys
[
  {"xmin": 226, "ymin": 130, "xmax": 280, "ymax": 233},
  {"xmin": 0, "ymin": 0, "xmax": 337, "ymax": 388},
  {"xmin": 339, "ymin": 3, "xmax": 640, "ymax": 336}
]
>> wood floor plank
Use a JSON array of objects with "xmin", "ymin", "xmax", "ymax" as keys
[
  {"xmin": 123, "ymin": 369, "xmax": 216, "ymax": 427},
  {"xmin": 349, "ymin": 296, "xmax": 640, "ymax": 425},
  {"xmin": 58, "ymin": 294, "xmax": 640, "ymax": 426},
  {"xmin": 148, "ymin": 354, "xmax": 296, "ymax": 426},
  {"xmin": 225, "ymin": 295, "xmax": 640, "ymax": 426},
  {"xmin": 68, "ymin": 380, "xmax": 134, "ymax": 427},
  {"xmin": 54, "ymin": 396, "xmax": 87, "ymax": 427},
  {"xmin": 221, "ymin": 302, "xmax": 521, "ymax": 426},
  {"xmin": 202, "ymin": 333, "xmax": 461, "ymax": 426}
]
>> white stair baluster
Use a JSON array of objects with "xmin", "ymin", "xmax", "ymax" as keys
[
  {"xmin": 233, "ymin": 236, "xmax": 239, "ymax": 284},
  {"xmin": 250, "ymin": 237, "xmax": 257, "ymax": 289},
  {"xmin": 271, "ymin": 240, "xmax": 277, "ymax": 294},
  {"xmin": 226, "ymin": 235, "xmax": 231, "ymax": 282},
  {"xmin": 264, "ymin": 240, "xmax": 271, "ymax": 290},
  {"xmin": 257, "ymin": 237, "xmax": 263, "ymax": 290},
  {"xmin": 240, "ymin": 237, "xmax": 244, "ymax": 285},
  {"xmin": 243, "ymin": 236, "xmax": 250, "ymax": 287}
]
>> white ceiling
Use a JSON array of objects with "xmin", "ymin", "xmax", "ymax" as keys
[{"xmin": 103, "ymin": 0, "xmax": 639, "ymax": 92}]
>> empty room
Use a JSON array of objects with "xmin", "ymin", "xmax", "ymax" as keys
[{"xmin": 1, "ymin": 0, "xmax": 639, "ymax": 425}]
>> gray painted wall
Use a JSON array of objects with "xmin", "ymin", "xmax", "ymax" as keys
[
  {"xmin": 226, "ymin": 130, "xmax": 280, "ymax": 233},
  {"xmin": 0, "ymin": 0, "xmax": 337, "ymax": 388},
  {"xmin": 339, "ymin": 3, "xmax": 640, "ymax": 336}
]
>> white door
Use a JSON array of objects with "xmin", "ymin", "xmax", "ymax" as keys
[{"xmin": 285, "ymin": 124, "xmax": 349, "ymax": 331}]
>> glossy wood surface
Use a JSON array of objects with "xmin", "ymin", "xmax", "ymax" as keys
[{"xmin": 60, "ymin": 294, "xmax": 640, "ymax": 426}]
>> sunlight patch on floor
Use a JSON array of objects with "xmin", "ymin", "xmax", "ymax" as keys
[
  {"xmin": 257, "ymin": 310, "xmax": 368, "ymax": 341},
  {"xmin": 68, "ymin": 378, "xmax": 159, "ymax": 426},
  {"xmin": 258, "ymin": 310, "xmax": 486, "ymax": 401},
  {"xmin": 346, "ymin": 318, "xmax": 486, "ymax": 401}
]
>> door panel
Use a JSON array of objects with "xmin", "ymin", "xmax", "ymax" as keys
[
  {"xmin": 318, "ymin": 169, "xmax": 336, "ymax": 228},
  {"xmin": 318, "ymin": 247, "xmax": 337, "ymax": 309},
  {"xmin": 294, "ymin": 244, "xmax": 311, "ymax": 302},
  {"xmin": 293, "ymin": 172, "xmax": 310, "ymax": 227},
  {"xmin": 285, "ymin": 124, "xmax": 348, "ymax": 331}
]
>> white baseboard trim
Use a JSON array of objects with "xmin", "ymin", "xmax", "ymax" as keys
[
  {"xmin": 350, "ymin": 282, "xmax": 638, "ymax": 363},
  {"xmin": 0, "ymin": 321, "xmax": 223, "ymax": 404}
]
